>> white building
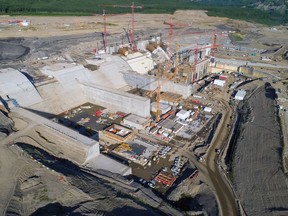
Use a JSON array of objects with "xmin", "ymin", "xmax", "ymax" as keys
[
  {"xmin": 204, "ymin": 107, "xmax": 212, "ymax": 113},
  {"xmin": 123, "ymin": 114, "xmax": 150, "ymax": 130},
  {"xmin": 213, "ymin": 79, "xmax": 226, "ymax": 87},
  {"xmin": 235, "ymin": 89, "xmax": 246, "ymax": 100},
  {"xmin": 176, "ymin": 110, "xmax": 190, "ymax": 120}
]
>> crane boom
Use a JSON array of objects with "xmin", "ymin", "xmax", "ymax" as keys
[
  {"xmin": 101, "ymin": 2, "xmax": 144, "ymax": 51},
  {"xmin": 163, "ymin": 17, "xmax": 191, "ymax": 57},
  {"xmin": 102, "ymin": 4, "xmax": 143, "ymax": 9},
  {"xmin": 181, "ymin": 30, "xmax": 228, "ymax": 57}
]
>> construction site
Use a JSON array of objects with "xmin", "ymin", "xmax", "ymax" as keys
[{"xmin": 1, "ymin": 3, "xmax": 288, "ymax": 216}]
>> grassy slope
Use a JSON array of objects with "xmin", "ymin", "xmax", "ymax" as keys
[{"xmin": 0, "ymin": 0, "xmax": 287, "ymax": 25}]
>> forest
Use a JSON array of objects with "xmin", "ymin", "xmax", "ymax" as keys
[{"xmin": 0, "ymin": 0, "xmax": 287, "ymax": 25}]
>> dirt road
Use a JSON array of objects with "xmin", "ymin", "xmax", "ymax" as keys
[{"xmin": 0, "ymin": 11, "xmax": 228, "ymax": 38}]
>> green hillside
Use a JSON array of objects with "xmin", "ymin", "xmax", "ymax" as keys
[{"xmin": 0, "ymin": 0, "xmax": 287, "ymax": 25}]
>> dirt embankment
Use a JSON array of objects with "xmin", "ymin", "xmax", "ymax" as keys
[
  {"xmin": 232, "ymin": 83, "xmax": 288, "ymax": 216},
  {"xmin": 2, "ymin": 143, "xmax": 166, "ymax": 216},
  {"xmin": 0, "ymin": 110, "xmax": 15, "ymax": 140}
]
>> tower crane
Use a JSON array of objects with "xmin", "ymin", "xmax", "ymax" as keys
[
  {"xmin": 102, "ymin": 2, "xmax": 144, "ymax": 51},
  {"xmin": 147, "ymin": 63, "xmax": 174, "ymax": 122},
  {"xmin": 181, "ymin": 30, "xmax": 228, "ymax": 58},
  {"xmin": 163, "ymin": 17, "xmax": 191, "ymax": 57},
  {"xmin": 155, "ymin": 70, "xmax": 175, "ymax": 122},
  {"xmin": 103, "ymin": 9, "xmax": 107, "ymax": 51}
]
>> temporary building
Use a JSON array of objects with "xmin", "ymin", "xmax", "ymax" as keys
[
  {"xmin": 204, "ymin": 107, "xmax": 212, "ymax": 113},
  {"xmin": 213, "ymin": 79, "xmax": 225, "ymax": 87},
  {"xmin": 235, "ymin": 89, "xmax": 246, "ymax": 100}
]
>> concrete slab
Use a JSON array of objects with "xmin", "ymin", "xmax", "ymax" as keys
[{"xmin": 85, "ymin": 154, "xmax": 132, "ymax": 176}]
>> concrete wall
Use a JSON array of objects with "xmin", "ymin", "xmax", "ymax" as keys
[
  {"xmin": 125, "ymin": 52, "xmax": 155, "ymax": 75},
  {"xmin": 215, "ymin": 62, "xmax": 238, "ymax": 71},
  {"xmin": 41, "ymin": 63, "xmax": 96, "ymax": 90},
  {"xmin": 0, "ymin": 68, "xmax": 43, "ymax": 107},
  {"xmin": 13, "ymin": 108, "xmax": 100, "ymax": 165},
  {"xmin": 123, "ymin": 72, "xmax": 155, "ymax": 90},
  {"xmin": 161, "ymin": 81, "xmax": 192, "ymax": 99},
  {"xmin": 195, "ymin": 59, "xmax": 209, "ymax": 81},
  {"xmin": 11, "ymin": 108, "xmax": 131, "ymax": 175},
  {"xmin": 123, "ymin": 73, "xmax": 193, "ymax": 99},
  {"xmin": 31, "ymin": 80, "xmax": 87, "ymax": 116},
  {"xmin": 80, "ymin": 82, "xmax": 150, "ymax": 118}
]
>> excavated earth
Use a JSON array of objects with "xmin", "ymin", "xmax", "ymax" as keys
[{"xmin": 232, "ymin": 83, "xmax": 288, "ymax": 216}]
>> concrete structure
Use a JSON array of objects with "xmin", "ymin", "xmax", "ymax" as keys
[
  {"xmin": 193, "ymin": 58, "xmax": 210, "ymax": 82},
  {"xmin": 13, "ymin": 107, "xmax": 100, "ymax": 164},
  {"xmin": 213, "ymin": 79, "xmax": 226, "ymax": 87},
  {"xmin": 31, "ymin": 79, "xmax": 87, "ymax": 116},
  {"xmin": 85, "ymin": 154, "xmax": 132, "ymax": 176},
  {"xmin": 41, "ymin": 63, "xmax": 95, "ymax": 90},
  {"xmin": 151, "ymin": 102, "xmax": 171, "ymax": 114},
  {"xmin": 151, "ymin": 47, "xmax": 170, "ymax": 64},
  {"xmin": 161, "ymin": 81, "xmax": 193, "ymax": 99},
  {"xmin": 123, "ymin": 114, "xmax": 150, "ymax": 130},
  {"xmin": 80, "ymin": 82, "xmax": 150, "ymax": 118},
  {"xmin": 235, "ymin": 89, "xmax": 247, "ymax": 100},
  {"xmin": 91, "ymin": 55, "xmax": 131, "ymax": 89},
  {"xmin": 41, "ymin": 58, "xmax": 129, "ymax": 90},
  {"xmin": 0, "ymin": 68, "xmax": 42, "ymax": 107},
  {"xmin": 112, "ymin": 139, "xmax": 158, "ymax": 166},
  {"xmin": 35, "ymin": 60, "xmax": 135, "ymax": 115},
  {"xmin": 123, "ymin": 72, "xmax": 193, "ymax": 99},
  {"xmin": 176, "ymin": 110, "xmax": 190, "ymax": 120},
  {"xmin": 11, "ymin": 107, "xmax": 131, "ymax": 175},
  {"xmin": 100, "ymin": 124, "xmax": 134, "ymax": 145},
  {"xmin": 123, "ymin": 52, "xmax": 155, "ymax": 75}
]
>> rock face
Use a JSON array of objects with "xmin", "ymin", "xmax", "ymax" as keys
[{"xmin": 0, "ymin": 111, "xmax": 14, "ymax": 139}]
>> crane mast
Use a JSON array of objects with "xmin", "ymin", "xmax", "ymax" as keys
[{"xmin": 103, "ymin": 9, "xmax": 107, "ymax": 51}]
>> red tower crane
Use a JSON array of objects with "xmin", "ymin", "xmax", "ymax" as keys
[
  {"xmin": 163, "ymin": 17, "xmax": 191, "ymax": 57},
  {"xmin": 181, "ymin": 30, "xmax": 228, "ymax": 57},
  {"xmin": 102, "ymin": 2, "xmax": 144, "ymax": 51}
]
